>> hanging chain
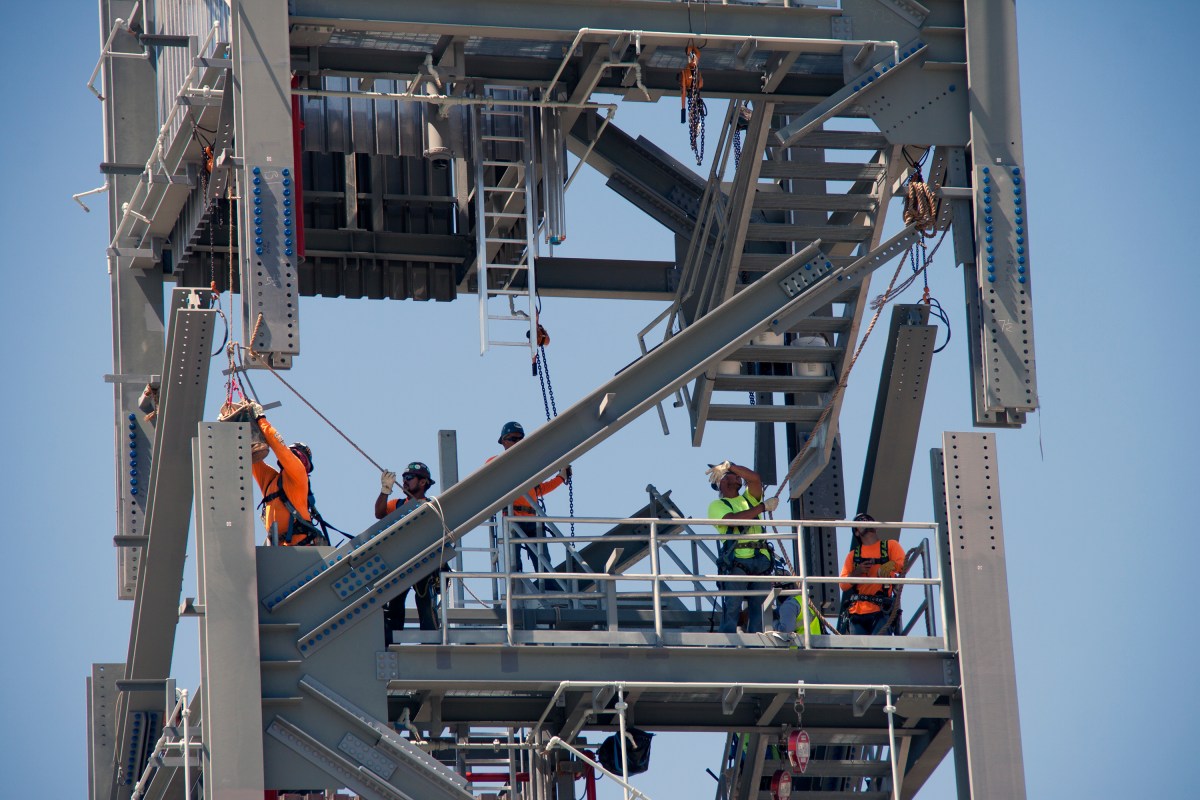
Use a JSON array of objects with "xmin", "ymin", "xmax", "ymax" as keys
[
  {"xmin": 681, "ymin": 43, "xmax": 706, "ymax": 166},
  {"xmin": 534, "ymin": 322, "xmax": 574, "ymax": 535}
]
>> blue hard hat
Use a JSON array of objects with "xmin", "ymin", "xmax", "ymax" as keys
[{"xmin": 499, "ymin": 421, "xmax": 525, "ymax": 444}]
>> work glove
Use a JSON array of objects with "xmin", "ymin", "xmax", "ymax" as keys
[
  {"xmin": 380, "ymin": 470, "xmax": 396, "ymax": 495},
  {"xmin": 763, "ymin": 496, "xmax": 779, "ymax": 513},
  {"xmin": 247, "ymin": 400, "xmax": 265, "ymax": 420},
  {"xmin": 878, "ymin": 560, "xmax": 898, "ymax": 578},
  {"xmin": 705, "ymin": 460, "xmax": 732, "ymax": 485}
]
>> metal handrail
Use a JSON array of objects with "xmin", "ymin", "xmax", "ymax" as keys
[{"xmin": 434, "ymin": 514, "xmax": 947, "ymax": 650}]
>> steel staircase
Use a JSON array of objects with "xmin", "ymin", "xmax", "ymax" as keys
[
  {"xmin": 663, "ymin": 100, "xmax": 897, "ymax": 489},
  {"xmin": 715, "ymin": 732, "xmax": 896, "ymax": 800}
]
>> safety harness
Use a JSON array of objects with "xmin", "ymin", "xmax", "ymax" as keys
[
  {"xmin": 836, "ymin": 539, "xmax": 899, "ymax": 632},
  {"xmin": 717, "ymin": 497, "xmax": 772, "ymax": 564},
  {"xmin": 258, "ymin": 474, "xmax": 342, "ymax": 546}
]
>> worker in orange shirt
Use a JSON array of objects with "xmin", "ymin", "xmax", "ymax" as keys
[
  {"xmin": 838, "ymin": 512, "xmax": 905, "ymax": 635},
  {"xmin": 246, "ymin": 402, "xmax": 328, "ymax": 546},
  {"xmin": 486, "ymin": 421, "xmax": 570, "ymax": 586}
]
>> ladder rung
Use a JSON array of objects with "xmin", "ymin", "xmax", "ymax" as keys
[
  {"xmin": 483, "ymin": 263, "xmax": 528, "ymax": 270},
  {"xmin": 482, "ymin": 160, "xmax": 524, "ymax": 167},
  {"xmin": 481, "ymin": 110, "xmax": 524, "ymax": 117},
  {"xmin": 488, "ymin": 289, "xmax": 529, "ymax": 297},
  {"xmin": 484, "ymin": 237, "xmax": 526, "ymax": 244},
  {"xmin": 482, "ymin": 135, "xmax": 525, "ymax": 143},
  {"xmin": 485, "ymin": 212, "xmax": 527, "ymax": 219},
  {"xmin": 488, "ymin": 341, "xmax": 532, "ymax": 347},
  {"xmin": 483, "ymin": 186, "xmax": 524, "ymax": 193}
]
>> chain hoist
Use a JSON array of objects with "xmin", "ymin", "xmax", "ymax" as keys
[
  {"xmin": 532, "ymin": 316, "xmax": 576, "ymax": 535},
  {"xmin": 680, "ymin": 42, "xmax": 706, "ymax": 166}
]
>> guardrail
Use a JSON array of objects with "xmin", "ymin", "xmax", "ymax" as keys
[{"xmin": 421, "ymin": 514, "xmax": 947, "ymax": 651}]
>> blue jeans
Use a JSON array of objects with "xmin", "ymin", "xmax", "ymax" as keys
[{"xmin": 719, "ymin": 554, "xmax": 772, "ymax": 633}]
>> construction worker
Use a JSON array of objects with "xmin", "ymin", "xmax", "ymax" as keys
[
  {"xmin": 247, "ymin": 403, "xmax": 328, "ymax": 546},
  {"xmin": 706, "ymin": 460, "xmax": 778, "ymax": 633},
  {"xmin": 772, "ymin": 594, "xmax": 824, "ymax": 643},
  {"xmin": 838, "ymin": 512, "xmax": 906, "ymax": 635},
  {"xmin": 376, "ymin": 462, "xmax": 442, "ymax": 640},
  {"xmin": 486, "ymin": 421, "xmax": 571, "ymax": 585}
]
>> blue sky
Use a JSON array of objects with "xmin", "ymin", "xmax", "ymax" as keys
[{"xmin": 1, "ymin": 2, "xmax": 1195, "ymax": 798}]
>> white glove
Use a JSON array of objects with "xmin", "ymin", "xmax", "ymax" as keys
[
  {"xmin": 247, "ymin": 400, "xmax": 265, "ymax": 420},
  {"xmin": 764, "ymin": 496, "xmax": 779, "ymax": 513},
  {"xmin": 380, "ymin": 470, "xmax": 396, "ymax": 495},
  {"xmin": 705, "ymin": 460, "xmax": 732, "ymax": 485}
]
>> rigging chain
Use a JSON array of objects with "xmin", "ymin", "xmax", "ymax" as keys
[
  {"xmin": 681, "ymin": 42, "xmax": 706, "ymax": 166},
  {"xmin": 532, "ymin": 315, "xmax": 576, "ymax": 535}
]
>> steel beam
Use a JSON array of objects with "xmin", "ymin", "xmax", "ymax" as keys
[
  {"xmin": 932, "ymin": 432, "xmax": 1027, "ymax": 798},
  {"xmin": 961, "ymin": 0, "xmax": 1038, "ymax": 426},
  {"xmin": 232, "ymin": 0, "xmax": 300, "ymax": 367},
  {"xmin": 858, "ymin": 304, "xmax": 936, "ymax": 522},
  {"xmin": 126, "ymin": 292, "xmax": 216, "ymax": 681},
  {"xmin": 290, "ymin": 0, "xmax": 840, "ymax": 42},
  {"xmin": 103, "ymin": 0, "xmax": 164, "ymax": 600},
  {"xmin": 88, "ymin": 663, "xmax": 122, "ymax": 800},
  {"xmin": 195, "ymin": 423, "xmax": 266, "ymax": 797}
]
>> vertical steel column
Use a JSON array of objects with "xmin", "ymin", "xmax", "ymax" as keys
[
  {"xmin": 232, "ymin": 0, "xmax": 300, "ymax": 368},
  {"xmin": 932, "ymin": 432, "xmax": 1027, "ymax": 799},
  {"xmin": 102, "ymin": 0, "xmax": 164, "ymax": 599},
  {"xmin": 962, "ymin": 0, "xmax": 1038, "ymax": 425},
  {"xmin": 195, "ymin": 422, "xmax": 266, "ymax": 796}
]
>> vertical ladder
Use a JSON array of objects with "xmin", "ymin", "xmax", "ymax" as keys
[{"xmin": 474, "ymin": 93, "xmax": 539, "ymax": 359}]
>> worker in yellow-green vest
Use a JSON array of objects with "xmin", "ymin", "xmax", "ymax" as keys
[{"xmin": 706, "ymin": 460, "xmax": 778, "ymax": 634}]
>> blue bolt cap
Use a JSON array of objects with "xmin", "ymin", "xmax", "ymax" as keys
[
  {"xmin": 1018, "ymin": 256, "xmax": 1026, "ymax": 264},
  {"xmin": 1018, "ymin": 275, "xmax": 1026, "ymax": 283},
  {"xmin": 283, "ymin": 178, "xmax": 291, "ymax": 187},
  {"xmin": 1018, "ymin": 266, "xmax": 1026, "ymax": 274},
  {"xmin": 985, "ymin": 235, "xmax": 993, "ymax": 243},
  {"xmin": 253, "ymin": 177, "xmax": 261, "ymax": 185},
  {"xmin": 984, "ymin": 206, "xmax": 992, "ymax": 214},
  {"xmin": 255, "ymin": 247, "xmax": 263, "ymax": 255},
  {"xmin": 253, "ymin": 187, "xmax": 261, "ymax": 195},
  {"xmin": 987, "ymin": 255, "xmax": 995, "ymax": 263},
  {"xmin": 985, "ymin": 216, "xmax": 993, "ymax": 224},
  {"xmin": 987, "ymin": 265, "xmax": 995, "ymax": 273},
  {"xmin": 131, "ymin": 488, "xmax": 138, "ymax": 495},
  {"xmin": 949, "ymin": 84, "xmax": 956, "ymax": 91},
  {"xmin": 283, "ymin": 199, "xmax": 291, "ymax": 207},
  {"xmin": 1012, "ymin": 167, "xmax": 1021, "ymax": 175},
  {"xmin": 1016, "ymin": 226, "xmax": 1024, "ymax": 234},
  {"xmin": 983, "ymin": 175, "xmax": 991, "ymax": 184},
  {"xmin": 127, "ymin": 412, "xmax": 136, "ymax": 421},
  {"xmin": 982, "ymin": 166, "xmax": 990, "ymax": 174},
  {"xmin": 130, "ymin": 478, "xmax": 138, "ymax": 486},
  {"xmin": 985, "ymin": 225, "xmax": 993, "ymax": 234},
  {"xmin": 255, "ymin": 237, "xmax": 262, "ymax": 245},
  {"xmin": 128, "ymin": 431, "xmax": 136, "ymax": 440},
  {"xmin": 1014, "ymin": 187, "xmax": 1022, "ymax": 195},
  {"xmin": 987, "ymin": 275, "xmax": 996, "ymax": 283},
  {"xmin": 282, "ymin": 188, "xmax": 291, "ymax": 197},
  {"xmin": 282, "ymin": 168, "xmax": 290, "ymax": 176},
  {"xmin": 1017, "ymin": 246, "xmax": 1025, "ymax": 255},
  {"xmin": 252, "ymin": 166, "xmax": 261, "ymax": 175}
]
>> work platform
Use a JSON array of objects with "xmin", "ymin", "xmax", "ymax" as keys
[{"xmin": 90, "ymin": 1, "xmax": 1036, "ymax": 799}]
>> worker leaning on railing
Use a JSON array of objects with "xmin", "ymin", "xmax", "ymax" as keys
[
  {"xmin": 838, "ymin": 512, "xmax": 906, "ymax": 635},
  {"xmin": 706, "ymin": 460, "xmax": 779, "ymax": 634}
]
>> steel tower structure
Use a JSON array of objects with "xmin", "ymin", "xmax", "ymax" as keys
[{"xmin": 88, "ymin": 2, "xmax": 1035, "ymax": 799}]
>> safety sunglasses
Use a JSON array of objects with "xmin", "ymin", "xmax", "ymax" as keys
[
  {"xmin": 502, "ymin": 435, "xmax": 524, "ymax": 444},
  {"xmin": 402, "ymin": 473, "xmax": 423, "ymax": 482}
]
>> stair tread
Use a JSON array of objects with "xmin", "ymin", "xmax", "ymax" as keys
[
  {"xmin": 729, "ymin": 345, "xmax": 846, "ymax": 362},
  {"xmin": 752, "ymin": 193, "xmax": 878, "ymax": 212},
  {"xmin": 758, "ymin": 162, "xmax": 886, "ymax": 181},
  {"xmin": 705, "ymin": 404, "xmax": 825, "ymax": 423},
  {"xmin": 760, "ymin": 758, "xmax": 892, "ymax": 777},
  {"xmin": 712, "ymin": 374, "xmax": 834, "ymax": 393},
  {"xmin": 773, "ymin": 130, "xmax": 891, "ymax": 150},
  {"xmin": 745, "ymin": 223, "xmax": 873, "ymax": 243}
]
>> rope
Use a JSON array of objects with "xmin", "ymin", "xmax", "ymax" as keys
[
  {"xmin": 882, "ymin": 545, "xmax": 924, "ymax": 633},
  {"xmin": 902, "ymin": 170, "xmax": 939, "ymax": 236},
  {"xmin": 240, "ymin": 314, "xmax": 386, "ymax": 473}
]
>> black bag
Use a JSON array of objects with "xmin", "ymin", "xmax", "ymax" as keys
[{"xmin": 597, "ymin": 728, "xmax": 654, "ymax": 776}]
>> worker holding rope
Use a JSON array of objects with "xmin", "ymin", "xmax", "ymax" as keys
[
  {"xmin": 706, "ymin": 460, "xmax": 779, "ymax": 634},
  {"xmin": 375, "ymin": 462, "xmax": 443, "ymax": 642},
  {"xmin": 241, "ymin": 402, "xmax": 329, "ymax": 547}
]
